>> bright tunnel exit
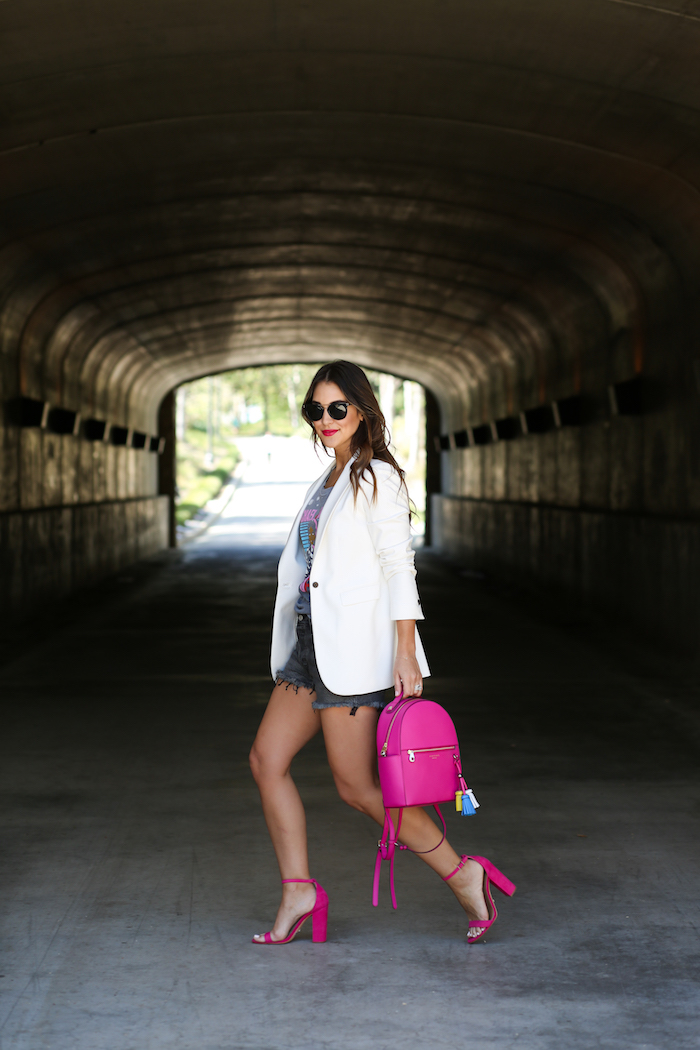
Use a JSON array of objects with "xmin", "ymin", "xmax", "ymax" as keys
[{"xmin": 173, "ymin": 365, "xmax": 427, "ymax": 549}]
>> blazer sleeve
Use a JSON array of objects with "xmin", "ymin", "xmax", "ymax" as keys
[{"xmin": 362, "ymin": 463, "xmax": 424, "ymax": 622}]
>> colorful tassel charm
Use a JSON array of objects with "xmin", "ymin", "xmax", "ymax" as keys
[
  {"xmin": 457, "ymin": 782, "xmax": 480, "ymax": 815},
  {"xmin": 461, "ymin": 792, "xmax": 476, "ymax": 816}
]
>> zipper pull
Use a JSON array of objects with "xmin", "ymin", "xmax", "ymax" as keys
[
  {"xmin": 380, "ymin": 744, "xmax": 388, "ymax": 757},
  {"xmin": 407, "ymin": 749, "xmax": 415, "ymax": 763}
]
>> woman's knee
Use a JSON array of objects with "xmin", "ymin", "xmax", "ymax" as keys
[
  {"xmin": 248, "ymin": 744, "xmax": 263, "ymax": 783},
  {"xmin": 335, "ymin": 779, "xmax": 378, "ymax": 813},
  {"xmin": 249, "ymin": 743, "xmax": 283, "ymax": 784}
]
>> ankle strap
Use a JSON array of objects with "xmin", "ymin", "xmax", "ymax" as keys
[
  {"xmin": 442, "ymin": 855, "xmax": 470, "ymax": 882},
  {"xmin": 281, "ymin": 878, "xmax": 315, "ymax": 885}
]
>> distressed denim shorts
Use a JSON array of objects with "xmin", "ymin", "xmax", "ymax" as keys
[{"xmin": 276, "ymin": 614, "xmax": 390, "ymax": 712}]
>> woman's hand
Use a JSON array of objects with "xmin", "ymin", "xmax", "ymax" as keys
[
  {"xmin": 393, "ymin": 653, "xmax": 423, "ymax": 698},
  {"xmin": 394, "ymin": 620, "xmax": 423, "ymax": 698}
]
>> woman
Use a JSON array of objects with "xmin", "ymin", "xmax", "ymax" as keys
[{"xmin": 249, "ymin": 361, "xmax": 512, "ymax": 944}]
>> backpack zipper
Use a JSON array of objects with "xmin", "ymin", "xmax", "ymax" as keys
[
  {"xmin": 406, "ymin": 746, "xmax": 455, "ymax": 763},
  {"xmin": 379, "ymin": 699, "xmax": 416, "ymax": 757}
]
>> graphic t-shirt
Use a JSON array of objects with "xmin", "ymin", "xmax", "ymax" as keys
[{"xmin": 294, "ymin": 476, "xmax": 334, "ymax": 617}]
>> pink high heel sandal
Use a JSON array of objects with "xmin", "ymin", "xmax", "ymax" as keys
[
  {"xmin": 252, "ymin": 878, "xmax": 329, "ymax": 945},
  {"xmin": 443, "ymin": 855, "xmax": 516, "ymax": 944}
]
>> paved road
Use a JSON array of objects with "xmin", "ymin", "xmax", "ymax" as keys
[
  {"xmin": 192, "ymin": 435, "xmax": 327, "ymax": 549},
  {"xmin": 1, "ymin": 457, "xmax": 699, "ymax": 1049}
]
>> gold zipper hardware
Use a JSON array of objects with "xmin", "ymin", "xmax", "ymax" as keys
[
  {"xmin": 379, "ymin": 698, "xmax": 415, "ymax": 757},
  {"xmin": 408, "ymin": 745, "xmax": 453, "ymax": 763},
  {"xmin": 404, "ymin": 745, "xmax": 454, "ymax": 755}
]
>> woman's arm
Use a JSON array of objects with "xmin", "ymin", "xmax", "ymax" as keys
[
  {"xmin": 362, "ymin": 464, "xmax": 425, "ymax": 695},
  {"xmin": 394, "ymin": 619, "xmax": 423, "ymax": 697},
  {"xmin": 364, "ymin": 465, "xmax": 423, "ymax": 622}
]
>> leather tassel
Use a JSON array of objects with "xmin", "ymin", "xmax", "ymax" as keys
[{"xmin": 460, "ymin": 788, "xmax": 479, "ymax": 816}]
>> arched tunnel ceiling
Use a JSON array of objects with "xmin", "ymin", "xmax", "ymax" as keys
[{"xmin": 1, "ymin": 0, "xmax": 699, "ymax": 431}]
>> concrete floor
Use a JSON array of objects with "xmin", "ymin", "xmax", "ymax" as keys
[{"xmin": 2, "ymin": 444, "xmax": 700, "ymax": 1050}]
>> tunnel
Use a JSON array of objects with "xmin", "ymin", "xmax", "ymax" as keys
[
  {"xmin": 2, "ymin": 0, "xmax": 699, "ymax": 645},
  {"xmin": 1, "ymin": 3, "xmax": 700, "ymax": 1048}
]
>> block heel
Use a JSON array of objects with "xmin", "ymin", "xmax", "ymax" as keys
[
  {"xmin": 311, "ymin": 882, "xmax": 329, "ymax": 942},
  {"xmin": 252, "ymin": 878, "xmax": 329, "ymax": 945}
]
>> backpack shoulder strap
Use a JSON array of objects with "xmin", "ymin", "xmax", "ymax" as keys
[
  {"xmin": 373, "ymin": 809, "xmax": 405, "ymax": 909},
  {"xmin": 372, "ymin": 806, "xmax": 448, "ymax": 909}
]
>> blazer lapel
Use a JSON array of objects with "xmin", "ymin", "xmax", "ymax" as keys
[{"xmin": 315, "ymin": 453, "xmax": 357, "ymax": 550}]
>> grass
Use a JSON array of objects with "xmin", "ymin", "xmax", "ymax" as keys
[{"xmin": 176, "ymin": 432, "xmax": 241, "ymax": 526}]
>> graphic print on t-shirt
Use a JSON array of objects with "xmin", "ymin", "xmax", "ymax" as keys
[
  {"xmin": 298, "ymin": 480, "xmax": 333, "ymax": 599},
  {"xmin": 299, "ymin": 510, "xmax": 319, "ymax": 590}
]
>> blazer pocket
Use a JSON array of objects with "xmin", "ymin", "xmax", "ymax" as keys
[{"xmin": 340, "ymin": 583, "xmax": 380, "ymax": 606}]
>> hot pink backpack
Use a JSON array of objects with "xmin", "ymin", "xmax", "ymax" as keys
[{"xmin": 373, "ymin": 692, "xmax": 479, "ymax": 908}]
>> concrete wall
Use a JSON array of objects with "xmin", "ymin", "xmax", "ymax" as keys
[
  {"xmin": 428, "ymin": 275, "xmax": 700, "ymax": 653},
  {"xmin": 433, "ymin": 403, "xmax": 700, "ymax": 652},
  {"xmin": 433, "ymin": 492, "xmax": 700, "ymax": 652},
  {"xmin": 0, "ymin": 496, "xmax": 169, "ymax": 618},
  {"xmin": 0, "ymin": 398, "xmax": 168, "ymax": 617},
  {"xmin": 0, "ymin": 427, "xmax": 159, "ymax": 511}
]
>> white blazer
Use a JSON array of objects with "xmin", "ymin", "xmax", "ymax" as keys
[{"xmin": 270, "ymin": 455, "xmax": 431, "ymax": 695}]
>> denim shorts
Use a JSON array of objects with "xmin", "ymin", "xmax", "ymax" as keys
[{"xmin": 276, "ymin": 614, "xmax": 390, "ymax": 712}]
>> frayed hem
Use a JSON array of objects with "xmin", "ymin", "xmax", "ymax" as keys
[
  {"xmin": 311, "ymin": 700, "xmax": 387, "ymax": 711},
  {"xmin": 275, "ymin": 673, "xmax": 314, "ymax": 694}
]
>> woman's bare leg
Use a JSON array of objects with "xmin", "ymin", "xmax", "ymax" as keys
[
  {"xmin": 249, "ymin": 680, "xmax": 321, "ymax": 942},
  {"xmin": 320, "ymin": 706, "xmax": 491, "ymax": 937}
]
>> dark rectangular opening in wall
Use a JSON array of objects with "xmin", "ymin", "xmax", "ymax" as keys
[
  {"xmin": 149, "ymin": 436, "xmax": 165, "ymax": 453},
  {"xmin": 131, "ymin": 431, "xmax": 147, "ymax": 449},
  {"xmin": 83, "ymin": 418, "xmax": 108, "ymax": 441},
  {"xmin": 609, "ymin": 376, "xmax": 642, "ymax": 416},
  {"xmin": 47, "ymin": 407, "xmax": 80, "ymax": 435},
  {"xmin": 522, "ymin": 405, "xmax": 556, "ymax": 434},
  {"xmin": 7, "ymin": 396, "xmax": 49, "ymax": 428},
  {"xmin": 453, "ymin": 429, "xmax": 471, "ymax": 448},
  {"xmin": 495, "ymin": 416, "xmax": 519, "ymax": 440},
  {"xmin": 438, "ymin": 434, "xmax": 451, "ymax": 450},
  {"xmin": 554, "ymin": 395, "xmax": 582, "ymax": 427},
  {"xmin": 472, "ymin": 424, "xmax": 493, "ymax": 445},
  {"xmin": 110, "ymin": 425, "xmax": 131, "ymax": 446}
]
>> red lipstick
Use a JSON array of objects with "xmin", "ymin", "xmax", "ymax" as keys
[{"xmin": 322, "ymin": 429, "xmax": 339, "ymax": 436}]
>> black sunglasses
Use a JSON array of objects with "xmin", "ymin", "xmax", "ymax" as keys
[{"xmin": 303, "ymin": 400, "xmax": 353, "ymax": 422}]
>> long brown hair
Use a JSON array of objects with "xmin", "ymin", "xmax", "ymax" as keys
[{"xmin": 301, "ymin": 360, "xmax": 407, "ymax": 503}]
